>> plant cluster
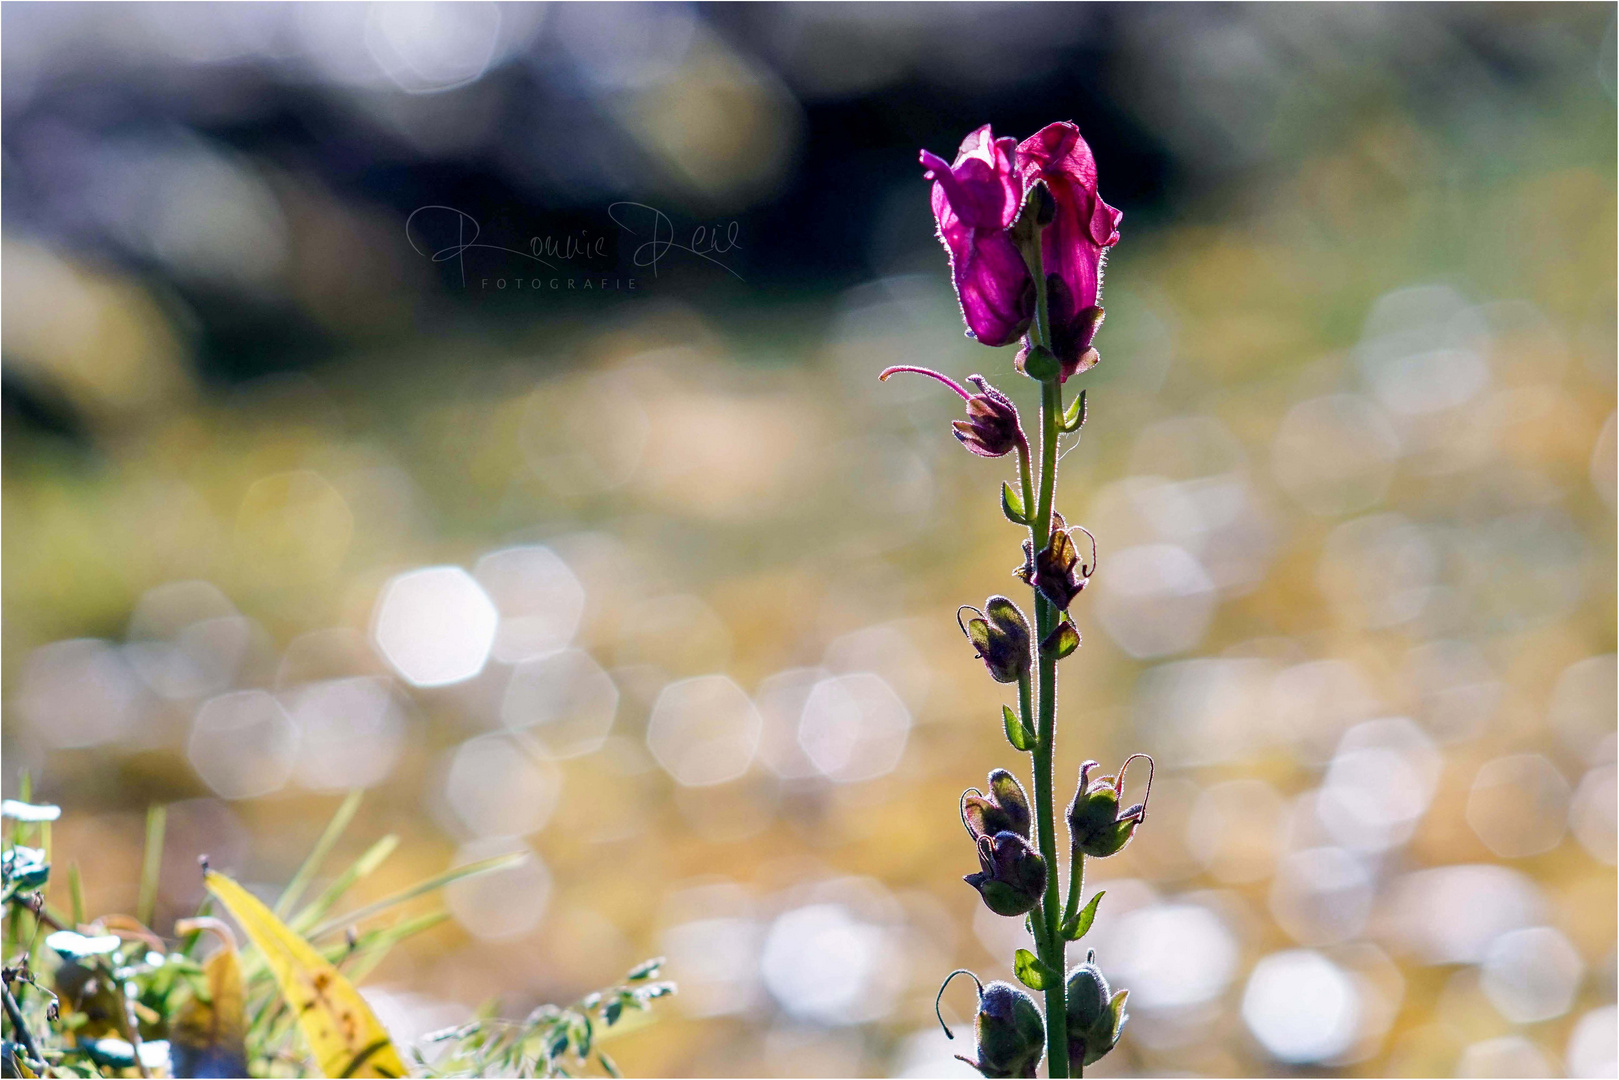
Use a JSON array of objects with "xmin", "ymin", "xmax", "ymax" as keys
[{"xmin": 0, "ymin": 785, "xmax": 670, "ymax": 1079}]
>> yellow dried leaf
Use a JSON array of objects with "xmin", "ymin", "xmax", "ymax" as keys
[
  {"xmin": 170, "ymin": 918, "xmax": 247, "ymax": 1078},
  {"xmin": 204, "ymin": 871, "xmax": 406, "ymax": 1078}
]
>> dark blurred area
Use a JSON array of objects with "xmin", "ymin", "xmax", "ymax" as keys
[{"xmin": 3, "ymin": 4, "xmax": 1616, "ymax": 1078}]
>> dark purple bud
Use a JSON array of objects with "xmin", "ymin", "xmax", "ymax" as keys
[
  {"xmin": 958, "ymin": 596, "xmax": 1032, "ymax": 683},
  {"xmin": 952, "ymin": 376, "xmax": 1022, "ymax": 458},
  {"xmin": 880, "ymin": 367, "xmax": 1026, "ymax": 459},
  {"xmin": 1015, "ymin": 514, "xmax": 1095, "ymax": 611},
  {"xmin": 961, "ymin": 769, "xmax": 1032, "ymax": 842},
  {"xmin": 937, "ymin": 972, "xmax": 1046, "ymax": 1079},
  {"xmin": 965, "ymin": 831, "xmax": 1047, "ymax": 917}
]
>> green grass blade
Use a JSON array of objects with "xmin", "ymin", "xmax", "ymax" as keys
[
  {"xmin": 288, "ymin": 834, "xmax": 399, "ymax": 933},
  {"xmin": 339, "ymin": 911, "xmax": 451, "ymax": 984},
  {"xmin": 136, "ymin": 804, "xmax": 167, "ymax": 927},
  {"xmin": 274, "ymin": 791, "xmax": 364, "ymax": 918},
  {"xmin": 68, "ymin": 863, "xmax": 85, "ymax": 927},
  {"xmin": 306, "ymin": 851, "xmax": 525, "ymax": 940}
]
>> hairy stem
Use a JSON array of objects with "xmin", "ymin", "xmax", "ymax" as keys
[
  {"xmin": 1064, "ymin": 851, "xmax": 1085, "ymax": 938},
  {"xmin": 1021, "ymin": 238, "xmax": 1068, "ymax": 1078}
]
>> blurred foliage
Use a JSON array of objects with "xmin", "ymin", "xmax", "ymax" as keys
[{"xmin": 1, "ymin": 789, "xmax": 669, "ymax": 1077}]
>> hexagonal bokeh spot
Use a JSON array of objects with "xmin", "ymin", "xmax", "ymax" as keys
[
  {"xmin": 1467, "ymin": 754, "xmax": 1571, "ymax": 858},
  {"xmin": 646, "ymin": 675, "xmax": 761, "ymax": 787},
  {"xmin": 798, "ymin": 673, "xmax": 911, "ymax": 783},
  {"xmin": 188, "ymin": 690, "xmax": 297, "ymax": 799},
  {"xmin": 286, "ymin": 676, "xmax": 405, "ymax": 792},
  {"xmin": 372, "ymin": 566, "xmax": 498, "ymax": 687},
  {"xmin": 500, "ymin": 648, "xmax": 618, "ymax": 758},
  {"xmin": 1480, "ymin": 926, "xmax": 1584, "ymax": 1024},
  {"xmin": 473, "ymin": 545, "xmax": 587, "ymax": 664},
  {"xmin": 444, "ymin": 733, "xmax": 563, "ymax": 839},
  {"xmin": 444, "ymin": 837, "xmax": 552, "ymax": 942},
  {"xmin": 16, "ymin": 639, "xmax": 145, "ymax": 749},
  {"xmin": 753, "ymin": 667, "xmax": 828, "ymax": 781}
]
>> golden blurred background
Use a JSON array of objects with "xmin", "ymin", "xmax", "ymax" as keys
[{"xmin": 3, "ymin": 4, "xmax": 1615, "ymax": 1077}]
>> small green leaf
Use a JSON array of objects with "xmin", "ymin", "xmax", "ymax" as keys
[
  {"xmin": 1041, "ymin": 622, "xmax": 1080, "ymax": 660},
  {"xmin": 1000, "ymin": 482, "xmax": 1027, "ymax": 525},
  {"xmin": 576, "ymin": 1014, "xmax": 593, "ymax": 1057},
  {"xmin": 1062, "ymin": 389, "xmax": 1088, "ymax": 433},
  {"xmin": 1, "ymin": 801, "xmax": 60, "ymax": 823},
  {"xmin": 1, "ymin": 846, "xmax": 49, "ymax": 893},
  {"xmin": 599, "ymin": 1050, "xmax": 622, "ymax": 1078},
  {"xmin": 627, "ymin": 957, "xmax": 664, "ymax": 982},
  {"xmin": 603, "ymin": 999, "xmax": 623, "ymax": 1026},
  {"xmin": 1061, "ymin": 891, "xmax": 1106, "ymax": 941},
  {"xmin": 1013, "ymin": 949, "xmax": 1058, "ymax": 991},
  {"xmin": 1001, "ymin": 706, "xmax": 1035, "ymax": 752}
]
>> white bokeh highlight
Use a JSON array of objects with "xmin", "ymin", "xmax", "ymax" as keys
[
  {"xmin": 474, "ymin": 545, "xmax": 586, "ymax": 664},
  {"xmin": 500, "ymin": 648, "xmax": 618, "ymax": 758},
  {"xmin": 646, "ymin": 675, "xmax": 761, "ymax": 786},
  {"xmin": 372, "ymin": 566, "xmax": 498, "ymax": 687},
  {"xmin": 1242, "ymin": 949, "xmax": 1362, "ymax": 1065},
  {"xmin": 797, "ymin": 673, "xmax": 911, "ymax": 783},
  {"xmin": 188, "ymin": 690, "xmax": 297, "ymax": 799}
]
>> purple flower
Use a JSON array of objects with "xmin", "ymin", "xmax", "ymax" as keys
[
  {"xmin": 920, "ymin": 125, "xmax": 1033, "ymax": 348},
  {"xmin": 1015, "ymin": 122, "xmax": 1123, "ymax": 381}
]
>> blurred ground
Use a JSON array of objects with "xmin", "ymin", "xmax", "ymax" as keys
[{"xmin": 3, "ymin": 4, "xmax": 1616, "ymax": 1077}]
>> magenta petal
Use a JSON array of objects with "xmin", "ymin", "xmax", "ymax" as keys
[
  {"xmin": 921, "ymin": 124, "xmax": 1033, "ymax": 347},
  {"xmin": 953, "ymin": 229, "xmax": 1032, "ymax": 347},
  {"xmin": 1015, "ymin": 120, "xmax": 1121, "ymax": 368}
]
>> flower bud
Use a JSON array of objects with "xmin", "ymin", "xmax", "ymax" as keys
[
  {"xmin": 1066, "ymin": 755, "xmax": 1153, "ymax": 859},
  {"xmin": 1014, "ymin": 514, "xmax": 1095, "ymax": 611},
  {"xmin": 878, "ymin": 367, "xmax": 1025, "ymax": 459},
  {"xmin": 965, "ymin": 831, "xmax": 1047, "ymax": 917},
  {"xmin": 938, "ymin": 971, "xmax": 1046, "ymax": 1079},
  {"xmin": 952, "ymin": 376, "xmax": 1023, "ymax": 458},
  {"xmin": 1065, "ymin": 951, "xmax": 1129, "ymax": 1069},
  {"xmin": 1011, "ymin": 180, "xmax": 1058, "ymax": 250},
  {"xmin": 958, "ymin": 596, "xmax": 1032, "ymax": 684},
  {"xmin": 961, "ymin": 769, "xmax": 1032, "ymax": 842}
]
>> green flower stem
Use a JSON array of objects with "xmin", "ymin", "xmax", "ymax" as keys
[
  {"xmin": 1064, "ymin": 850, "xmax": 1085, "ymax": 936},
  {"xmin": 1016, "ymin": 434, "xmax": 1035, "ymax": 538},
  {"xmin": 1021, "ymin": 234, "xmax": 1069, "ymax": 1079}
]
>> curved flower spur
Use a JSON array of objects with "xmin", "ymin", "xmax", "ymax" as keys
[{"xmin": 895, "ymin": 120, "xmax": 1154, "ymax": 1078}]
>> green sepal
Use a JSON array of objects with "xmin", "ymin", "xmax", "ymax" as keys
[
  {"xmin": 1083, "ymin": 990, "xmax": 1130, "ymax": 1066},
  {"xmin": 1001, "ymin": 706, "xmax": 1035, "ymax": 752},
  {"xmin": 1041, "ymin": 622, "xmax": 1080, "ymax": 660},
  {"xmin": 1013, "ymin": 949, "xmax": 1060, "ymax": 991},
  {"xmin": 1062, "ymin": 389, "xmax": 1087, "ymax": 433},
  {"xmin": 1001, "ymin": 482, "xmax": 1027, "ymax": 525},
  {"xmin": 1061, "ymin": 891, "xmax": 1105, "ymax": 941},
  {"xmin": 1021, "ymin": 346, "xmax": 1061, "ymax": 382}
]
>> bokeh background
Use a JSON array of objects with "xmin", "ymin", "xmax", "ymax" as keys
[{"xmin": 4, "ymin": 3, "xmax": 1616, "ymax": 1077}]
